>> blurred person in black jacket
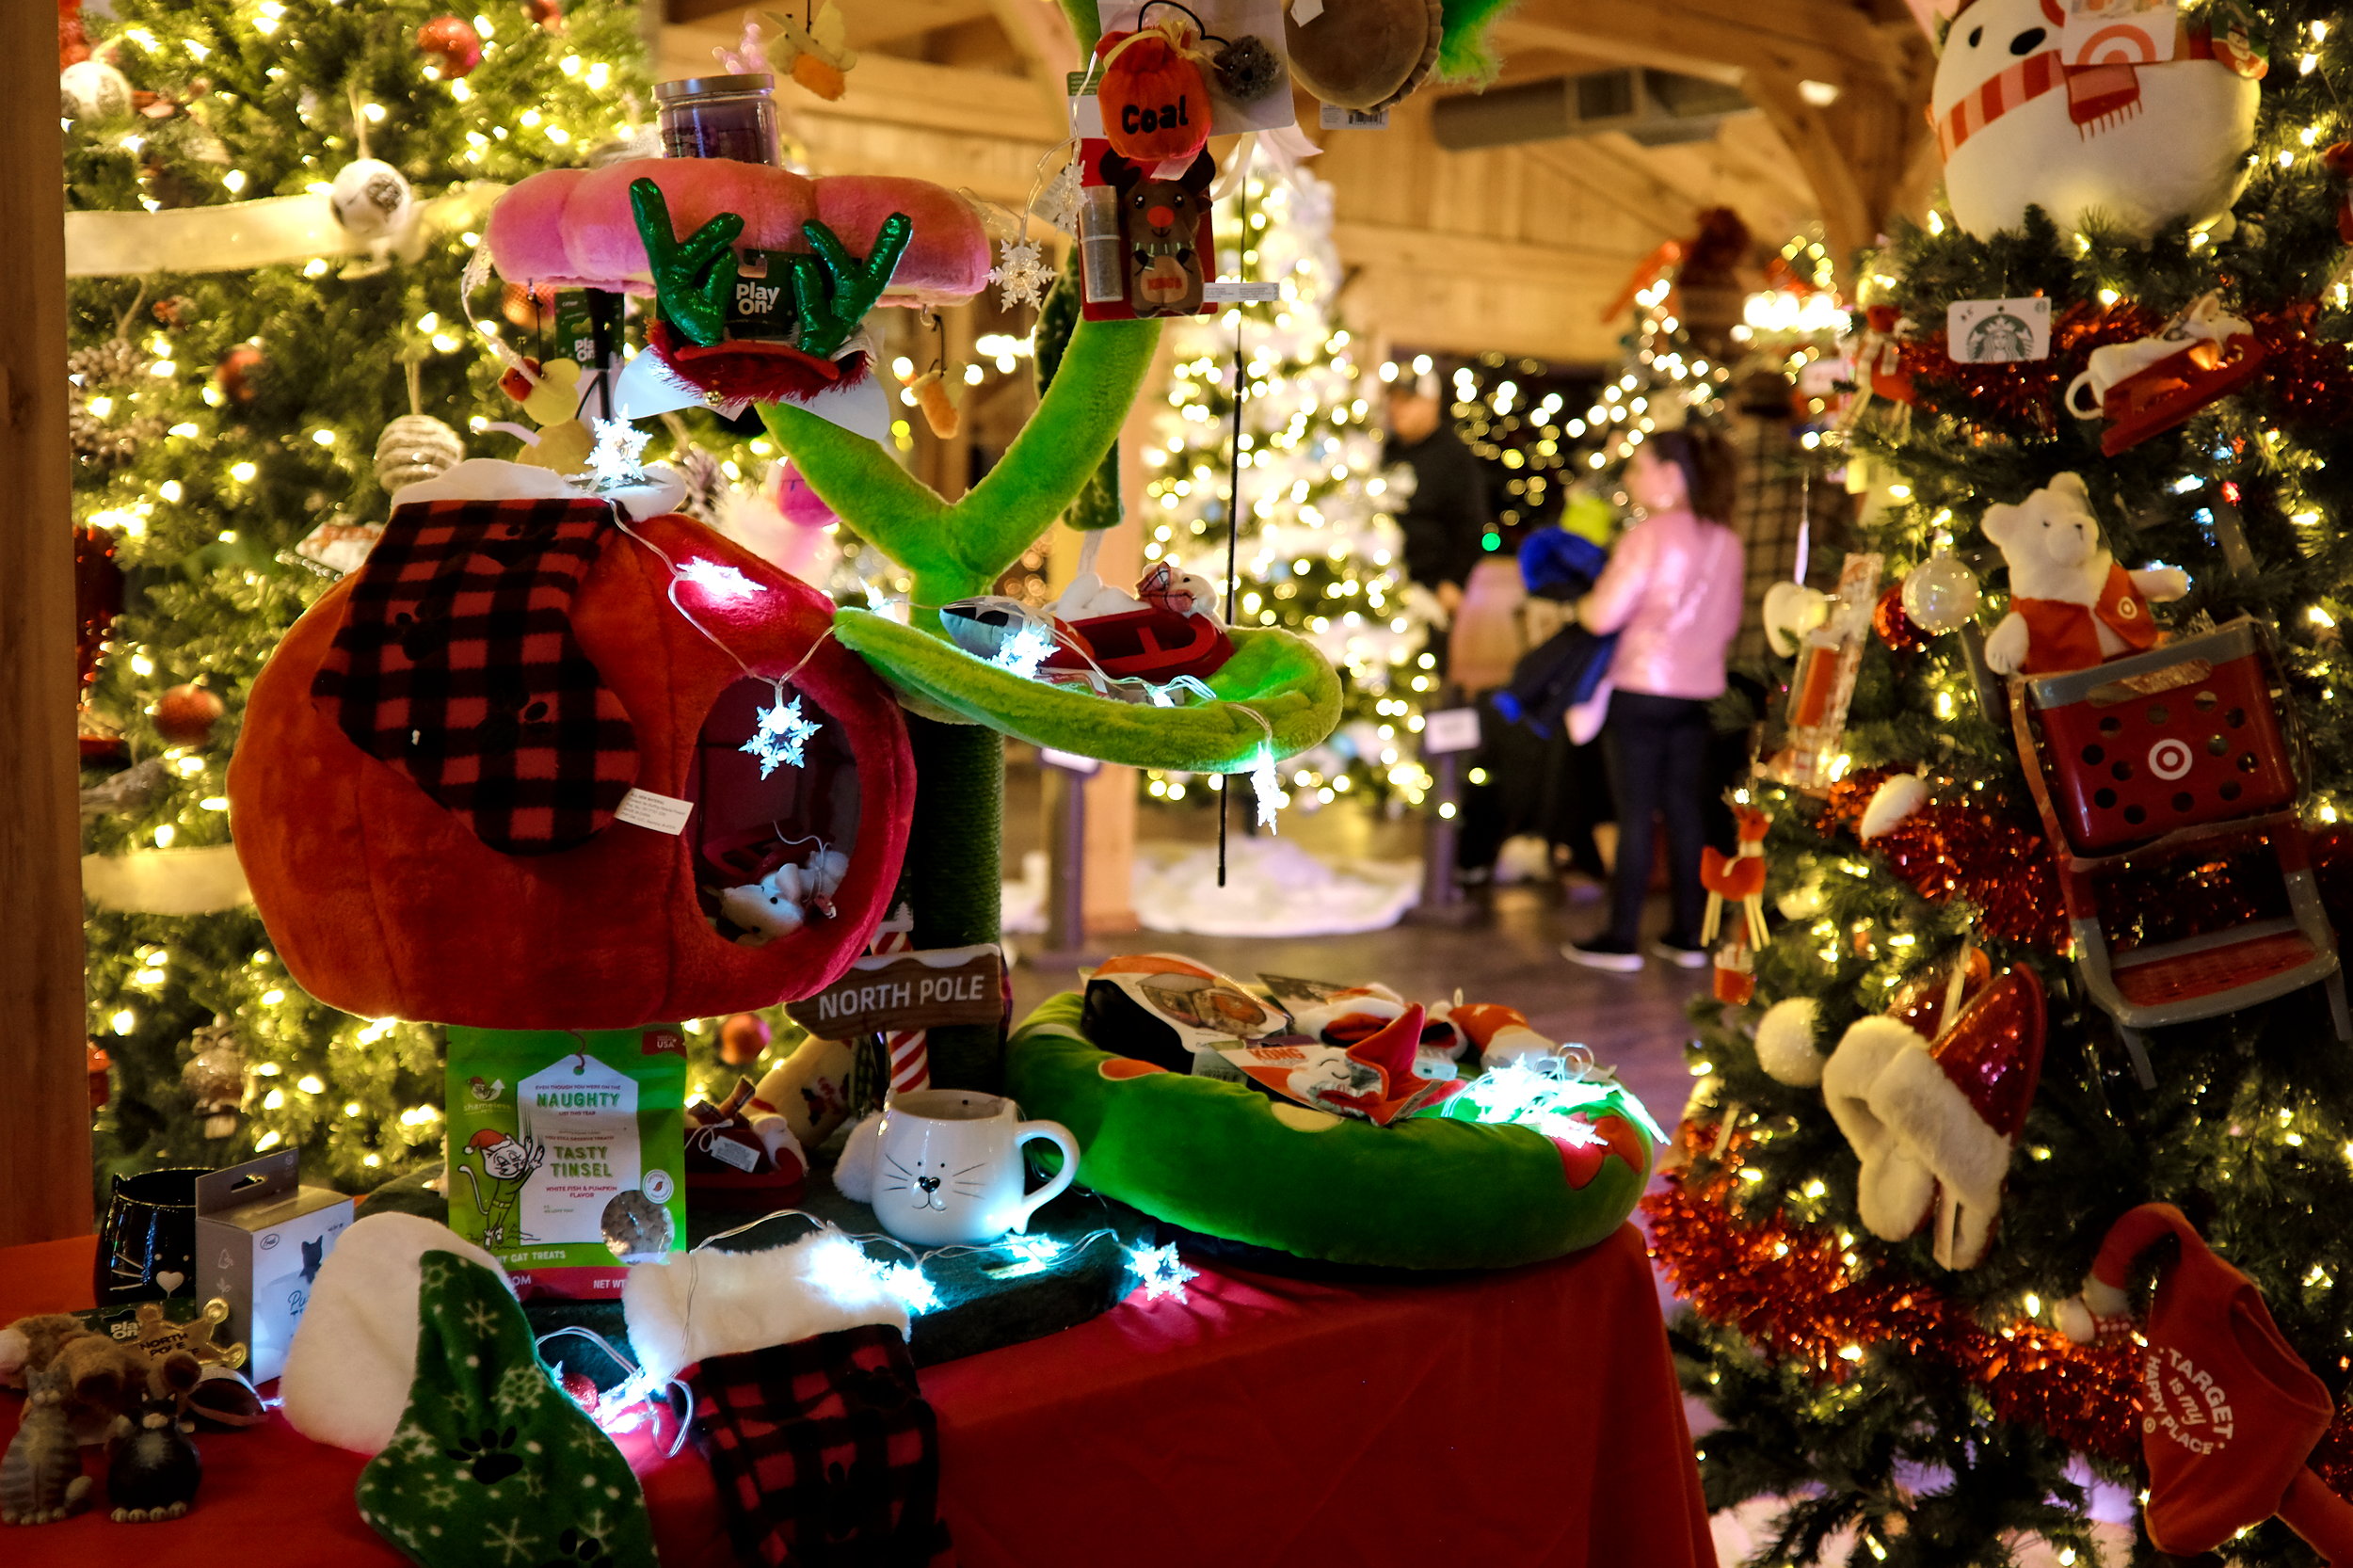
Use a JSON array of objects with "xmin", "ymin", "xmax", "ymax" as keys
[{"xmin": 1384, "ymin": 376, "xmax": 1490, "ymax": 618}]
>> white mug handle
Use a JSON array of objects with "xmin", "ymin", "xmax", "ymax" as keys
[
  {"xmin": 2064, "ymin": 367, "xmax": 2102, "ymax": 420},
  {"xmin": 1007, "ymin": 1120, "xmax": 1080, "ymax": 1234}
]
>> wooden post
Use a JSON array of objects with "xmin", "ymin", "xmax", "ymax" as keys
[{"xmin": 0, "ymin": 0, "xmax": 93, "ymax": 1247}]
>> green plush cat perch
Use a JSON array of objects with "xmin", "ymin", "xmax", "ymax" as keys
[{"xmin": 832, "ymin": 614, "xmax": 1339, "ymax": 772}]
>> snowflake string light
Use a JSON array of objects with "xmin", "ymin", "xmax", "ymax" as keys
[
  {"xmin": 678, "ymin": 556, "xmax": 766, "ymax": 603},
  {"xmin": 1128, "ymin": 1241, "xmax": 1197, "ymax": 1303},
  {"xmin": 989, "ymin": 238, "xmax": 1053, "ymax": 310},
  {"xmin": 1032, "ymin": 161, "xmax": 1081, "ymax": 235},
  {"xmin": 991, "ymin": 621, "xmax": 1056, "ymax": 679},
  {"xmin": 585, "ymin": 417, "xmax": 652, "ymax": 489},
  {"xmin": 741, "ymin": 686, "xmax": 820, "ymax": 777}
]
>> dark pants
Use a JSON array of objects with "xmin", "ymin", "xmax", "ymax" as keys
[{"xmin": 1601, "ymin": 691, "xmax": 1712, "ymax": 946}]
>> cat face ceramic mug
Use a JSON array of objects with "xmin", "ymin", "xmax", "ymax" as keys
[{"xmin": 871, "ymin": 1090, "xmax": 1079, "ymax": 1247}]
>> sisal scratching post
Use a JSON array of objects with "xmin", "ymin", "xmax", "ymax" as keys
[{"xmin": 905, "ymin": 714, "xmax": 1006, "ymax": 1091}]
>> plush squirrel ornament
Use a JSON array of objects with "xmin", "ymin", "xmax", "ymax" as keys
[
  {"xmin": 1980, "ymin": 472, "xmax": 2189, "ymax": 677},
  {"xmin": 1929, "ymin": 0, "xmax": 2264, "ymax": 240}
]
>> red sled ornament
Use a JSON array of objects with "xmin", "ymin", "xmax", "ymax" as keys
[
  {"xmin": 2057, "ymin": 1204, "xmax": 2353, "ymax": 1562},
  {"xmin": 2063, "ymin": 292, "xmax": 2266, "ymax": 456}
]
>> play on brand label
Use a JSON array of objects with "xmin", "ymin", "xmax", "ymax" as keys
[
  {"xmin": 1946, "ymin": 296, "xmax": 2053, "ymax": 364},
  {"xmin": 517, "ymin": 1054, "xmax": 641, "ymax": 1248}
]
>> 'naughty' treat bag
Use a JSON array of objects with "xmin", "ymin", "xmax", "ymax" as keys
[{"xmin": 445, "ymin": 1025, "xmax": 687, "ymax": 1298}]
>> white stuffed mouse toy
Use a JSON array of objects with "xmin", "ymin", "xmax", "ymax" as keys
[{"xmin": 1979, "ymin": 472, "xmax": 2188, "ymax": 677}]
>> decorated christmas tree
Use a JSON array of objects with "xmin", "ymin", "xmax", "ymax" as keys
[
  {"xmin": 1140, "ymin": 166, "xmax": 1423, "ymax": 810},
  {"xmin": 1654, "ymin": 2, "xmax": 2353, "ymax": 1562},
  {"xmin": 69, "ymin": 0, "xmax": 654, "ymax": 1192}
]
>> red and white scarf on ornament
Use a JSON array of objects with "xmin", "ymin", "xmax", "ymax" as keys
[{"xmin": 1932, "ymin": 2, "xmax": 2264, "ymax": 161}]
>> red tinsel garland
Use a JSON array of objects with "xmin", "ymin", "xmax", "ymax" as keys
[
  {"xmin": 1645, "ymin": 1124, "xmax": 2140, "ymax": 1464},
  {"xmin": 1819, "ymin": 769, "xmax": 2071, "ymax": 950},
  {"xmin": 1647, "ymin": 1124, "xmax": 2353, "ymax": 1498},
  {"xmin": 1886, "ymin": 298, "xmax": 2353, "ymax": 437}
]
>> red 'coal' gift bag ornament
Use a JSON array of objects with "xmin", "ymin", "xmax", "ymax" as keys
[
  {"xmin": 228, "ymin": 489, "xmax": 914, "ymax": 1031},
  {"xmin": 1096, "ymin": 19, "xmax": 1211, "ymax": 167}
]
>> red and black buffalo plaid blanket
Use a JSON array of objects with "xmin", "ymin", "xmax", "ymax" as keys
[
  {"xmin": 689, "ymin": 1321, "xmax": 956, "ymax": 1568},
  {"xmin": 311, "ymin": 496, "xmax": 640, "ymax": 855}
]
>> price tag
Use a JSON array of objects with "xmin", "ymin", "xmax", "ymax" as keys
[
  {"xmin": 615, "ymin": 789, "xmax": 693, "ymax": 835},
  {"xmin": 1320, "ymin": 103, "xmax": 1389, "ymax": 129},
  {"xmin": 1202, "ymin": 280, "xmax": 1280, "ymax": 304},
  {"xmin": 1421, "ymin": 707, "xmax": 1481, "ymax": 755}
]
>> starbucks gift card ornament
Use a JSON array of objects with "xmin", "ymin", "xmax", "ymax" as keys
[{"xmin": 1929, "ymin": 0, "xmax": 2263, "ymax": 241}]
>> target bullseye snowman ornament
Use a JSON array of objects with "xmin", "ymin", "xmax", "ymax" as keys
[{"xmin": 1931, "ymin": 0, "xmax": 2265, "ymax": 241}]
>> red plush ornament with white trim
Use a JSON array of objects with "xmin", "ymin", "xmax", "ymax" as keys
[
  {"xmin": 1821, "ymin": 962, "xmax": 2044, "ymax": 1269},
  {"xmin": 2056, "ymin": 1204, "xmax": 2353, "ymax": 1561}
]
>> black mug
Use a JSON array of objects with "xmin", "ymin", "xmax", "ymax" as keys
[{"xmin": 94, "ymin": 1167, "xmax": 210, "ymax": 1304}]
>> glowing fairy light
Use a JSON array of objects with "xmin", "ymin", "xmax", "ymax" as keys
[
  {"xmin": 740, "ymin": 688, "xmax": 820, "ymax": 777},
  {"xmin": 991, "ymin": 622, "xmax": 1056, "ymax": 680},
  {"xmin": 677, "ymin": 557, "xmax": 765, "ymax": 603},
  {"xmin": 1127, "ymin": 1242, "xmax": 1197, "ymax": 1304}
]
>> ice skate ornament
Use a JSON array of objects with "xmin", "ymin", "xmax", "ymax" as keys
[
  {"xmin": 1929, "ymin": 0, "xmax": 2264, "ymax": 242},
  {"xmin": 1980, "ymin": 472, "xmax": 2188, "ymax": 677},
  {"xmin": 2064, "ymin": 291, "xmax": 2265, "ymax": 455}
]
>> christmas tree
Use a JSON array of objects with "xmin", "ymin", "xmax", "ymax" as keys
[
  {"xmin": 1654, "ymin": 3, "xmax": 2353, "ymax": 1563},
  {"xmin": 69, "ymin": 0, "xmax": 657, "ymax": 1193},
  {"xmin": 1139, "ymin": 166, "xmax": 1424, "ymax": 811}
]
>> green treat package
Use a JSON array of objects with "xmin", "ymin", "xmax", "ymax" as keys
[{"xmin": 444, "ymin": 1025, "xmax": 688, "ymax": 1299}]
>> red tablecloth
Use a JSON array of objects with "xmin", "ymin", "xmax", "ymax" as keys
[{"xmin": 2, "ymin": 1226, "xmax": 1712, "ymax": 1567}]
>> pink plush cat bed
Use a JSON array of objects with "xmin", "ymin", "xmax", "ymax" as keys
[{"xmin": 484, "ymin": 159, "xmax": 990, "ymax": 305}]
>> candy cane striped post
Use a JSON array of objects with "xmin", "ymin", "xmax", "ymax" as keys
[{"xmin": 872, "ymin": 904, "xmax": 930, "ymax": 1094}]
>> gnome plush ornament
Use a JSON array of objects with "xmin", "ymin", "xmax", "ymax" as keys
[
  {"xmin": 2057, "ymin": 1205, "xmax": 2353, "ymax": 1561},
  {"xmin": 1980, "ymin": 473, "xmax": 2189, "ymax": 676},
  {"xmin": 1929, "ymin": 0, "xmax": 2263, "ymax": 241},
  {"xmin": 1821, "ymin": 963, "xmax": 2045, "ymax": 1269}
]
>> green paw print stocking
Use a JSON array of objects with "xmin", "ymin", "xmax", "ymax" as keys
[{"xmin": 357, "ymin": 1251, "xmax": 656, "ymax": 1568}]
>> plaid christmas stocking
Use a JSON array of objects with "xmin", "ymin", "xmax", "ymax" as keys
[
  {"xmin": 312, "ymin": 496, "xmax": 639, "ymax": 855},
  {"xmin": 357, "ymin": 1251, "xmax": 657, "ymax": 1568},
  {"xmin": 689, "ymin": 1324, "xmax": 953, "ymax": 1568}
]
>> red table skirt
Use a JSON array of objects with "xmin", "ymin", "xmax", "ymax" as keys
[{"xmin": 1, "ymin": 1225, "xmax": 1712, "ymax": 1568}]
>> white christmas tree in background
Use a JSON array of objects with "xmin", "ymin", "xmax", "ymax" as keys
[{"xmin": 1140, "ymin": 168, "xmax": 1432, "ymax": 810}]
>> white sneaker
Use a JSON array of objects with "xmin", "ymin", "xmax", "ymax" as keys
[
  {"xmin": 1561, "ymin": 937, "xmax": 1645, "ymax": 974},
  {"xmin": 1648, "ymin": 938, "xmax": 1710, "ymax": 970}
]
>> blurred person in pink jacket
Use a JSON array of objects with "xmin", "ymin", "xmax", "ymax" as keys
[{"xmin": 1561, "ymin": 428, "xmax": 1744, "ymax": 974}]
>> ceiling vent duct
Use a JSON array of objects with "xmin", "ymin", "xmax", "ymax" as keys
[{"xmin": 1432, "ymin": 69, "xmax": 1751, "ymax": 151}]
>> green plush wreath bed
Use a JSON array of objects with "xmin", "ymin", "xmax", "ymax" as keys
[{"xmin": 1005, "ymin": 993, "xmax": 1657, "ymax": 1270}]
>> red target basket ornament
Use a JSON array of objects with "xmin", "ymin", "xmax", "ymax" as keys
[{"xmin": 2009, "ymin": 617, "xmax": 2350, "ymax": 1084}]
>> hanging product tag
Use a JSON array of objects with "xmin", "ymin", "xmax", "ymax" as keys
[
  {"xmin": 1203, "ymin": 280, "xmax": 1280, "ymax": 303},
  {"xmin": 1320, "ymin": 104, "xmax": 1388, "ymax": 128},
  {"xmin": 615, "ymin": 789, "xmax": 695, "ymax": 835}
]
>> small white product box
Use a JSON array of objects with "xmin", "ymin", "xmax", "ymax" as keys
[{"xmin": 194, "ymin": 1150, "xmax": 352, "ymax": 1384}]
